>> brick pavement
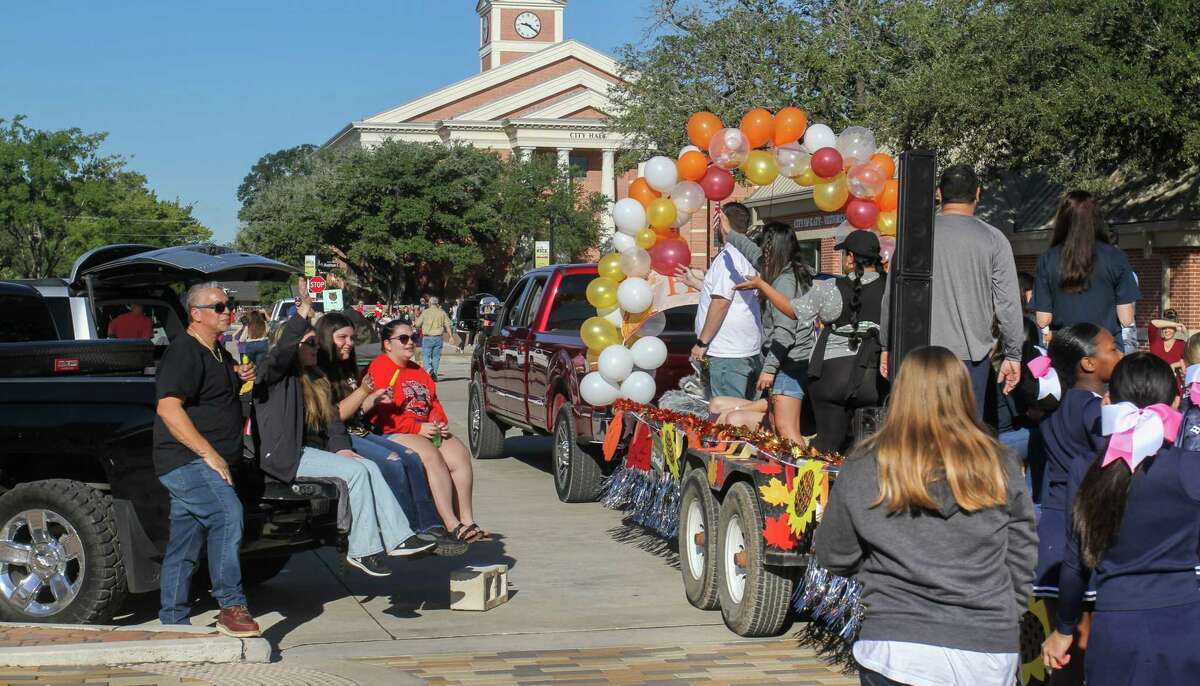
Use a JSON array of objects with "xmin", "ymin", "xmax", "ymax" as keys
[
  {"xmin": 0, "ymin": 666, "xmax": 207, "ymax": 685},
  {"xmin": 0, "ymin": 626, "xmax": 203, "ymax": 648}
]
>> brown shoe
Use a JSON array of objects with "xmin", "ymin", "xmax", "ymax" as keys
[{"xmin": 216, "ymin": 605, "xmax": 261, "ymax": 638}]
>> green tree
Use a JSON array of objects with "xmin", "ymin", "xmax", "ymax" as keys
[{"xmin": 236, "ymin": 143, "xmax": 318, "ymax": 216}]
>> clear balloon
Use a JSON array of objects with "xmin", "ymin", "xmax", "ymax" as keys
[
  {"xmin": 630, "ymin": 336, "xmax": 668, "ymax": 370},
  {"xmin": 580, "ymin": 371, "xmax": 621, "ymax": 406},
  {"xmin": 671, "ymin": 211, "xmax": 693, "ymax": 229},
  {"xmin": 597, "ymin": 304, "xmax": 625, "ymax": 328},
  {"xmin": 669, "ymin": 180, "xmax": 706, "ymax": 214},
  {"xmin": 648, "ymin": 237, "xmax": 691, "ymax": 276},
  {"xmin": 612, "ymin": 231, "xmax": 637, "ymax": 254},
  {"xmin": 617, "ymin": 277, "xmax": 653, "ymax": 314},
  {"xmin": 631, "ymin": 311, "xmax": 666, "ymax": 338},
  {"xmin": 810, "ymin": 147, "xmax": 844, "ymax": 179},
  {"xmin": 646, "ymin": 197, "xmax": 678, "ymax": 229},
  {"xmin": 619, "ymin": 248, "xmax": 651, "ymax": 278},
  {"xmin": 878, "ymin": 235, "xmax": 896, "ymax": 262},
  {"xmin": 644, "ymin": 156, "xmax": 679, "ymax": 193},
  {"xmin": 773, "ymin": 143, "xmax": 810, "ymax": 177},
  {"xmin": 793, "ymin": 159, "xmax": 818, "ymax": 187},
  {"xmin": 597, "ymin": 252, "xmax": 625, "ymax": 282},
  {"xmin": 846, "ymin": 198, "xmax": 880, "ymax": 229},
  {"xmin": 585, "ymin": 276, "xmax": 619, "ymax": 309},
  {"xmin": 613, "ymin": 198, "xmax": 647, "ymax": 235},
  {"xmin": 847, "ymin": 162, "xmax": 888, "ymax": 200},
  {"xmin": 699, "ymin": 166, "xmax": 734, "ymax": 200},
  {"xmin": 836, "ymin": 126, "xmax": 876, "ymax": 166},
  {"xmin": 580, "ymin": 316, "xmax": 620, "ymax": 351},
  {"xmin": 742, "ymin": 149, "xmax": 779, "ymax": 186},
  {"xmin": 813, "ymin": 173, "xmax": 850, "ymax": 212},
  {"xmin": 708, "ymin": 128, "xmax": 750, "ymax": 170},
  {"xmin": 620, "ymin": 371, "xmax": 656, "ymax": 404},
  {"xmin": 876, "ymin": 210, "xmax": 898, "ymax": 236},
  {"xmin": 598, "ymin": 344, "xmax": 634, "ymax": 384},
  {"xmin": 803, "ymin": 123, "xmax": 836, "ymax": 154}
]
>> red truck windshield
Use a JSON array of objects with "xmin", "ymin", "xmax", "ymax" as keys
[{"xmin": 547, "ymin": 273, "xmax": 696, "ymax": 335}]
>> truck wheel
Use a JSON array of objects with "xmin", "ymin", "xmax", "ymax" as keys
[
  {"xmin": 679, "ymin": 467, "xmax": 720, "ymax": 610},
  {"xmin": 553, "ymin": 404, "xmax": 603, "ymax": 503},
  {"xmin": 0, "ymin": 480, "xmax": 127, "ymax": 624},
  {"xmin": 717, "ymin": 481, "xmax": 795, "ymax": 637},
  {"xmin": 469, "ymin": 378, "xmax": 506, "ymax": 460}
]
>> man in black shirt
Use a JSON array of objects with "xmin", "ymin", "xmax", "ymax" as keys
[{"xmin": 153, "ymin": 282, "xmax": 260, "ymax": 637}]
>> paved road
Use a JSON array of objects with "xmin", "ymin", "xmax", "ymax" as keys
[{"xmin": 94, "ymin": 354, "xmax": 854, "ymax": 684}]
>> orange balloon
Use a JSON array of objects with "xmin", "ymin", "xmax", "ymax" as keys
[
  {"xmin": 654, "ymin": 225, "xmax": 679, "ymax": 238},
  {"xmin": 687, "ymin": 112, "xmax": 723, "ymax": 149},
  {"xmin": 739, "ymin": 108, "xmax": 775, "ymax": 149},
  {"xmin": 773, "ymin": 107, "xmax": 808, "ymax": 146},
  {"xmin": 677, "ymin": 151, "xmax": 708, "ymax": 182},
  {"xmin": 869, "ymin": 153, "xmax": 896, "ymax": 179},
  {"xmin": 876, "ymin": 179, "xmax": 899, "ymax": 212},
  {"xmin": 628, "ymin": 177, "xmax": 661, "ymax": 209}
]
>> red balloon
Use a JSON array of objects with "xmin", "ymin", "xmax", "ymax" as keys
[
  {"xmin": 649, "ymin": 238, "xmax": 691, "ymax": 276},
  {"xmin": 846, "ymin": 198, "xmax": 880, "ymax": 229},
  {"xmin": 699, "ymin": 166, "xmax": 734, "ymax": 201},
  {"xmin": 810, "ymin": 147, "xmax": 844, "ymax": 179}
]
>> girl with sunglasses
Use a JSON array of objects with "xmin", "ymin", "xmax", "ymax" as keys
[{"xmin": 367, "ymin": 321, "xmax": 488, "ymax": 544}]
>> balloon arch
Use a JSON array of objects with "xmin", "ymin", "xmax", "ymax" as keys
[{"xmin": 579, "ymin": 108, "xmax": 901, "ymax": 406}]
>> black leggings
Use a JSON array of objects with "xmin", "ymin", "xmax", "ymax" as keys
[
  {"xmin": 858, "ymin": 668, "xmax": 908, "ymax": 686},
  {"xmin": 807, "ymin": 355, "xmax": 882, "ymax": 454}
]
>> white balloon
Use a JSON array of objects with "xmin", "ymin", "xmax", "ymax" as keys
[
  {"xmin": 679, "ymin": 145, "xmax": 701, "ymax": 157},
  {"xmin": 598, "ymin": 344, "xmax": 635, "ymax": 383},
  {"xmin": 620, "ymin": 371, "xmax": 656, "ymax": 404},
  {"xmin": 643, "ymin": 156, "xmax": 679, "ymax": 193},
  {"xmin": 803, "ymin": 123, "xmax": 836, "ymax": 154},
  {"xmin": 668, "ymin": 180, "xmax": 706, "ymax": 214},
  {"xmin": 617, "ymin": 277, "xmax": 653, "ymax": 314},
  {"xmin": 613, "ymin": 198, "xmax": 647, "ymax": 236},
  {"xmin": 580, "ymin": 371, "xmax": 621, "ymax": 406},
  {"xmin": 630, "ymin": 336, "xmax": 668, "ymax": 370},
  {"xmin": 612, "ymin": 231, "xmax": 637, "ymax": 254},
  {"xmin": 619, "ymin": 249, "xmax": 651, "ymax": 279},
  {"xmin": 597, "ymin": 305, "xmax": 625, "ymax": 328}
]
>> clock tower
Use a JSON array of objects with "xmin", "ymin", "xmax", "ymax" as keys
[{"xmin": 477, "ymin": 0, "xmax": 566, "ymax": 72}]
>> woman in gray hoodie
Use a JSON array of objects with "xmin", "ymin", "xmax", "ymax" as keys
[{"xmin": 815, "ymin": 345, "xmax": 1037, "ymax": 686}]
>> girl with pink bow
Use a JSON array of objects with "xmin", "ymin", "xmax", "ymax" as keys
[{"xmin": 1042, "ymin": 353, "xmax": 1200, "ymax": 685}]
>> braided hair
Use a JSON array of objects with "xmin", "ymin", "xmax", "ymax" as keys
[{"xmin": 846, "ymin": 253, "xmax": 885, "ymax": 351}]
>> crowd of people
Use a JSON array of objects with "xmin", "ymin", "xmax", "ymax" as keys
[
  {"xmin": 682, "ymin": 168, "xmax": 1200, "ymax": 685},
  {"xmin": 151, "ymin": 283, "xmax": 482, "ymax": 638}
]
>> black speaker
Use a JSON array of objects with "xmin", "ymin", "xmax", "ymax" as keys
[{"xmin": 888, "ymin": 150, "xmax": 937, "ymax": 371}]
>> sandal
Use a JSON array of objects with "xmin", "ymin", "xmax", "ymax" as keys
[
  {"xmin": 462, "ymin": 523, "xmax": 493, "ymax": 541},
  {"xmin": 452, "ymin": 523, "xmax": 486, "ymax": 543}
]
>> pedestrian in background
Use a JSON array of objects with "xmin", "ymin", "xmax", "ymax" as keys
[
  {"xmin": 1148, "ymin": 308, "xmax": 1187, "ymax": 374},
  {"xmin": 153, "ymin": 282, "xmax": 260, "ymax": 636},
  {"xmin": 414, "ymin": 296, "xmax": 452, "ymax": 381},
  {"xmin": 816, "ymin": 346, "xmax": 1036, "ymax": 686}
]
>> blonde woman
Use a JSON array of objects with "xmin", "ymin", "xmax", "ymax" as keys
[{"xmin": 815, "ymin": 346, "xmax": 1037, "ymax": 686}]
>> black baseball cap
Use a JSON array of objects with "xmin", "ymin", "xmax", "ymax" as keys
[{"xmin": 834, "ymin": 229, "xmax": 881, "ymax": 260}]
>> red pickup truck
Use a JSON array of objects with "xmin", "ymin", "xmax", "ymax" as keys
[{"xmin": 468, "ymin": 264, "xmax": 697, "ymax": 502}]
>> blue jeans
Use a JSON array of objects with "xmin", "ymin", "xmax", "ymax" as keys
[
  {"xmin": 964, "ymin": 357, "xmax": 991, "ymax": 420},
  {"xmin": 158, "ymin": 460, "xmax": 247, "ymax": 625},
  {"xmin": 421, "ymin": 335, "xmax": 443, "ymax": 377},
  {"xmin": 708, "ymin": 355, "xmax": 761, "ymax": 400},
  {"xmin": 295, "ymin": 447, "xmax": 414, "ymax": 558},
  {"xmin": 351, "ymin": 434, "xmax": 441, "ymax": 532},
  {"xmin": 770, "ymin": 364, "xmax": 808, "ymax": 400}
]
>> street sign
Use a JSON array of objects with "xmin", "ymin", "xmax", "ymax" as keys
[
  {"xmin": 535, "ymin": 240, "xmax": 550, "ymax": 267},
  {"xmin": 304, "ymin": 255, "xmax": 316, "ymax": 278},
  {"xmin": 307, "ymin": 275, "xmax": 326, "ymax": 294},
  {"xmin": 322, "ymin": 289, "xmax": 343, "ymax": 311}
]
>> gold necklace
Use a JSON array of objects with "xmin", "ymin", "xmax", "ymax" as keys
[{"xmin": 188, "ymin": 328, "xmax": 223, "ymax": 363}]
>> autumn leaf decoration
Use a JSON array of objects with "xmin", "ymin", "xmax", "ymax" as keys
[
  {"xmin": 762, "ymin": 513, "xmax": 796, "ymax": 550},
  {"xmin": 758, "ymin": 478, "xmax": 791, "ymax": 507}
]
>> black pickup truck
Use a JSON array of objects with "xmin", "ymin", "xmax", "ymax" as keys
[{"xmin": 0, "ymin": 245, "xmax": 340, "ymax": 624}]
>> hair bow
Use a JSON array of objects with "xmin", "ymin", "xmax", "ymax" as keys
[
  {"xmin": 1026, "ymin": 346, "xmax": 1062, "ymax": 401},
  {"xmin": 1185, "ymin": 364, "xmax": 1200, "ymax": 407},
  {"xmin": 1101, "ymin": 402, "xmax": 1182, "ymax": 471}
]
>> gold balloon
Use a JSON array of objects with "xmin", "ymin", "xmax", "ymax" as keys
[
  {"xmin": 597, "ymin": 252, "xmax": 625, "ymax": 282},
  {"xmin": 635, "ymin": 227, "xmax": 658, "ymax": 250},
  {"xmin": 876, "ymin": 210, "xmax": 898, "ymax": 236},
  {"xmin": 742, "ymin": 149, "xmax": 779, "ymax": 186},
  {"xmin": 813, "ymin": 172, "xmax": 849, "ymax": 212},
  {"xmin": 646, "ymin": 197, "xmax": 678, "ymax": 229},
  {"xmin": 585, "ymin": 277, "xmax": 619, "ymax": 310},
  {"xmin": 580, "ymin": 316, "xmax": 620, "ymax": 351},
  {"xmin": 792, "ymin": 160, "xmax": 818, "ymax": 187}
]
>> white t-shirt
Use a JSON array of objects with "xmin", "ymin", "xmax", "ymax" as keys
[
  {"xmin": 854, "ymin": 640, "xmax": 1018, "ymax": 686},
  {"xmin": 695, "ymin": 244, "xmax": 761, "ymax": 358}
]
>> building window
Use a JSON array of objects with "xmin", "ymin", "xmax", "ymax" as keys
[
  {"xmin": 797, "ymin": 238, "xmax": 821, "ymax": 274},
  {"xmin": 569, "ymin": 154, "xmax": 589, "ymax": 179}
]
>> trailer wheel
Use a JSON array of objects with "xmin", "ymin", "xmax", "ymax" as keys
[
  {"xmin": 679, "ymin": 467, "xmax": 720, "ymax": 610},
  {"xmin": 552, "ymin": 404, "xmax": 603, "ymax": 503},
  {"xmin": 468, "ymin": 377, "xmax": 506, "ymax": 460},
  {"xmin": 717, "ymin": 481, "xmax": 795, "ymax": 637}
]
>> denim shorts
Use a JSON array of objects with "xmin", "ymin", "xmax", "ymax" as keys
[{"xmin": 770, "ymin": 366, "xmax": 807, "ymax": 400}]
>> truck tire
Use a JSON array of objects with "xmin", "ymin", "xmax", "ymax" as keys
[
  {"xmin": 552, "ymin": 404, "xmax": 603, "ymax": 503},
  {"xmin": 468, "ymin": 378, "xmax": 506, "ymax": 460},
  {"xmin": 0, "ymin": 480, "xmax": 127, "ymax": 624},
  {"xmin": 679, "ymin": 467, "xmax": 720, "ymax": 610},
  {"xmin": 717, "ymin": 481, "xmax": 795, "ymax": 637}
]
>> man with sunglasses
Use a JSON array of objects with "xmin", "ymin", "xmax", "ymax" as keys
[{"xmin": 153, "ymin": 282, "xmax": 261, "ymax": 637}]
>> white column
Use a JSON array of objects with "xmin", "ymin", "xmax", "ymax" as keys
[
  {"xmin": 601, "ymin": 148, "xmax": 616, "ymax": 238},
  {"xmin": 557, "ymin": 147, "xmax": 572, "ymax": 174},
  {"xmin": 519, "ymin": 146, "xmax": 534, "ymax": 161}
]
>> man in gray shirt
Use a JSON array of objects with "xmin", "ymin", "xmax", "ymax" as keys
[{"xmin": 880, "ymin": 165, "xmax": 1024, "ymax": 418}]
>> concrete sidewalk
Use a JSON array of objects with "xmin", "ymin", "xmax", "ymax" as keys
[{"xmin": 0, "ymin": 622, "xmax": 268, "ymax": 667}]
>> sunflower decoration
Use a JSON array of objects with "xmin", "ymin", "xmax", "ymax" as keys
[
  {"xmin": 787, "ymin": 461, "xmax": 828, "ymax": 538},
  {"xmin": 1019, "ymin": 596, "xmax": 1051, "ymax": 686}
]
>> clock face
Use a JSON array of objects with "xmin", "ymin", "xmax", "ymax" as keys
[{"xmin": 515, "ymin": 11, "xmax": 541, "ymax": 38}]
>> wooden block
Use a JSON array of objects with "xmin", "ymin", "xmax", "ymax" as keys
[{"xmin": 449, "ymin": 564, "xmax": 510, "ymax": 611}]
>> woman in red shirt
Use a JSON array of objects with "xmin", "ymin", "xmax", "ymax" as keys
[
  {"xmin": 367, "ymin": 321, "xmax": 487, "ymax": 543},
  {"xmin": 1149, "ymin": 309, "xmax": 1187, "ymax": 374}
]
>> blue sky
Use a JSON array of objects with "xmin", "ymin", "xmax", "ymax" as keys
[{"xmin": 2, "ymin": 1, "xmax": 660, "ymax": 243}]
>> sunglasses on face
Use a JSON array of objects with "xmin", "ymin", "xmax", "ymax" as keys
[
  {"xmin": 299, "ymin": 338, "xmax": 318, "ymax": 348},
  {"xmin": 388, "ymin": 334, "xmax": 413, "ymax": 345},
  {"xmin": 194, "ymin": 301, "xmax": 232, "ymax": 314}
]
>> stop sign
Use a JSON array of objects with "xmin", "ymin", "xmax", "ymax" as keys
[{"xmin": 308, "ymin": 276, "xmax": 326, "ymax": 294}]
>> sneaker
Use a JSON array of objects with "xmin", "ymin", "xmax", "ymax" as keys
[
  {"xmin": 418, "ymin": 527, "xmax": 468, "ymax": 557},
  {"xmin": 388, "ymin": 535, "xmax": 437, "ymax": 557},
  {"xmin": 347, "ymin": 552, "xmax": 392, "ymax": 576},
  {"xmin": 216, "ymin": 606, "xmax": 261, "ymax": 638}
]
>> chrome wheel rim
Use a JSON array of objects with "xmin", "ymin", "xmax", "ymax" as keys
[
  {"xmin": 469, "ymin": 388, "xmax": 482, "ymax": 449},
  {"xmin": 0, "ymin": 509, "xmax": 85, "ymax": 617},
  {"xmin": 685, "ymin": 498, "xmax": 705, "ymax": 580},
  {"xmin": 555, "ymin": 421, "xmax": 571, "ymax": 486},
  {"xmin": 723, "ymin": 513, "xmax": 746, "ymax": 604}
]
